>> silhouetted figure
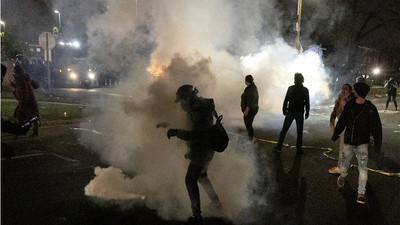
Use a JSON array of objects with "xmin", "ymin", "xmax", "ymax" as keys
[
  {"xmin": 241, "ymin": 74, "xmax": 259, "ymax": 141},
  {"xmin": 333, "ymin": 81, "xmax": 382, "ymax": 204},
  {"xmin": 11, "ymin": 65, "xmax": 40, "ymax": 136},
  {"xmin": 167, "ymin": 85, "xmax": 220, "ymax": 225},
  {"xmin": 384, "ymin": 77, "xmax": 398, "ymax": 110},
  {"xmin": 274, "ymin": 73, "xmax": 310, "ymax": 154},
  {"xmin": 328, "ymin": 83, "xmax": 354, "ymax": 175}
]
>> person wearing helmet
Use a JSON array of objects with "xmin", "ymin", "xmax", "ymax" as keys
[
  {"xmin": 274, "ymin": 73, "xmax": 310, "ymax": 154},
  {"xmin": 241, "ymin": 75, "xmax": 259, "ymax": 141},
  {"xmin": 167, "ymin": 85, "xmax": 220, "ymax": 225}
]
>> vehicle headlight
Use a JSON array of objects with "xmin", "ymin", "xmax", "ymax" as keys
[
  {"xmin": 70, "ymin": 72, "xmax": 77, "ymax": 80},
  {"xmin": 88, "ymin": 72, "xmax": 95, "ymax": 80}
]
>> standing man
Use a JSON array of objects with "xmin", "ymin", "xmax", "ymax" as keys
[
  {"xmin": 167, "ymin": 85, "xmax": 220, "ymax": 225},
  {"xmin": 332, "ymin": 81, "xmax": 382, "ymax": 204},
  {"xmin": 274, "ymin": 73, "xmax": 310, "ymax": 154},
  {"xmin": 328, "ymin": 84, "xmax": 354, "ymax": 174},
  {"xmin": 384, "ymin": 77, "xmax": 398, "ymax": 110},
  {"xmin": 241, "ymin": 75, "xmax": 259, "ymax": 141}
]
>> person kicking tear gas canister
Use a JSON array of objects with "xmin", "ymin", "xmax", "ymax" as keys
[{"xmin": 167, "ymin": 85, "xmax": 221, "ymax": 225}]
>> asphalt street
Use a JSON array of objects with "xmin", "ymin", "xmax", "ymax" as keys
[{"xmin": 1, "ymin": 91, "xmax": 399, "ymax": 225}]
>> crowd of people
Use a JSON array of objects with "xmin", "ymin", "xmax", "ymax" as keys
[{"xmin": 167, "ymin": 72, "xmax": 387, "ymax": 225}]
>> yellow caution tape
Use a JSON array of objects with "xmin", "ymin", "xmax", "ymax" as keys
[{"xmin": 256, "ymin": 138, "xmax": 400, "ymax": 178}]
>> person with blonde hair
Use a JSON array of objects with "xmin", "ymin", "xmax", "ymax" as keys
[{"xmin": 328, "ymin": 83, "xmax": 353, "ymax": 174}]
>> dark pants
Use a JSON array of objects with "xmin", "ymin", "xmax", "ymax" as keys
[
  {"xmin": 243, "ymin": 107, "xmax": 258, "ymax": 140},
  {"xmin": 386, "ymin": 94, "xmax": 397, "ymax": 109},
  {"xmin": 277, "ymin": 112, "xmax": 304, "ymax": 150},
  {"xmin": 185, "ymin": 160, "xmax": 219, "ymax": 217}
]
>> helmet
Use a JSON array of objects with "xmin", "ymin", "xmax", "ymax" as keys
[{"xmin": 175, "ymin": 85, "xmax": 197, "ymax": 102}]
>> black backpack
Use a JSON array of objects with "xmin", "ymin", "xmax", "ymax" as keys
[{"xmin": 208, "ymin": 111, "xmax": 229, "ymax": 152}]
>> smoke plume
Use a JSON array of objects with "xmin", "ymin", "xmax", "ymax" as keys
[{"xmin": 76, "ymin": 0, "xmax": 341, "ymax": 222}]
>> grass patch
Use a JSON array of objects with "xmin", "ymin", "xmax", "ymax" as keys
[{"xmin": 1, "ymin": 99, "xmax": 85, "ymax": 122}]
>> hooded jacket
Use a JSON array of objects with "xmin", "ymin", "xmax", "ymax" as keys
[
  {"xmin": 175, "ymin": 97, "xmax": 215, "ymax": 162},
  {"xmin": 332, "ymin": 99, "xmax": 382, "ymax": 152}
]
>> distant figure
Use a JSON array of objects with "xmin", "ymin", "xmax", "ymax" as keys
[
  {"xmin": 11, "ymin": 65, "xmax": 40, "ymax": 136},
  {"xmin": 241, "ymin": 74, "xmax": 259, "ymax": 141},
  {"xmin": 167, "ymin": 85, "xmax": 220, "ymax": 225},
  {"xmin": 274, "ymin": 73, "xmax": 310, "ymax": 154},
  {"xmin": 328, "ymin": 83, "xmax": 353, "ymax": 175},
  {"xmin": 332, "ymin": 81, "xmax": 382, "ymax": 205},
  {"xmin": 384, "ymin": 77, "xmax": 398, "ymax": 110}
]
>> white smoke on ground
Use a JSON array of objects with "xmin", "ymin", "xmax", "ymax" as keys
[{"xmin": 78, "ymin": 0, "xmax": 338, "ymax": 222}]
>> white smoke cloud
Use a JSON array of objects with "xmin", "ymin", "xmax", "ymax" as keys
[{"xmin": 79, "ymin": 0, "xmax": 333, "ymax": 222}]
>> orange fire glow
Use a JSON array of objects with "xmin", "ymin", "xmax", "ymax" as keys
[{"xmin": 146, "ymin": 64, "xmax": 165, "ymax": 77}]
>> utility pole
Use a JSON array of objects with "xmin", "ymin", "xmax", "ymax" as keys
[{"xmin": 296, "ymin": 0, "xmax": 303, "ymax": 53}]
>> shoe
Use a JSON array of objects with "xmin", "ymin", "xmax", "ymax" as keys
[
  {"xmin": 356, "ymin": 194, "xmax": 366, "ymax": 204},
  {"xmin": 328, "ymin": 166, "xmax": 341, "ymax": 175},
  {"xmin": 337, "ymin": 176, "xmax": 345, "ymax": 188},
  {"xmin": 273, "ymin": 146, "xmax": 282, "ymax": 153},
  {"xmin": 184, "ymin": 216, "xmax": 203, "ymax": 225}
]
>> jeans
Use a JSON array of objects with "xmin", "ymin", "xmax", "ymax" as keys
[
  {"xmin": 386, "ymin": 94, "xmax": 397, "ymax": 109},
  {"xmin": 185, "ymin": 160, "xmax": 219, "ymax": 217},
  {"xmin": 243, "ymin": 107, "xmax": 258, "ymax": 140},
  {"xmin": 340, "ymin": 144, "xmax": 368, "ymax": 194},
  {"xmin": 277, "ymin": 112, "xmax": 304, "ymax": 150},
  {"xmin": 337, "ymin": 132, "xmax": 345, "ymax": 168}
]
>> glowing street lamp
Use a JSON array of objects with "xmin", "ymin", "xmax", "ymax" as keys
[
  {"xmin": 0, "ymin": 20, "xmax": 5, "ymax": 36},
  {"xmin": 54, "ymin": 10, "xmax": 61, "ymax": 29},
  {"xmin": 373, "ymin": 68, "xmax": 380, "ymax": 75}
]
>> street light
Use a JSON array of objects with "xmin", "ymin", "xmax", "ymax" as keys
[
  {"xmin": 0, "ymin": 20, "xmax": 5, "ymax": 37},
  {"xmin": 373, "ymin": 68, "xmax": 380, "ymax": 75},
  {"xmin": 54, "ymin": 10, "xmax": 61, "ymax": 29}
]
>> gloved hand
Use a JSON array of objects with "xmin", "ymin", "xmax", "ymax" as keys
[
  {"xmin": 305, "ymin": 112, "xmax": 309, "ymax": 120},
  {"xmin": 167, "ymin": 129, "xmax": 178, "ymax": 139}
]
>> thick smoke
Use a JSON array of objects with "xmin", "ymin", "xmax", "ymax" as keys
[{"xmin": 78, "ymin": 0, "xmax": 337, "ymax": 222}]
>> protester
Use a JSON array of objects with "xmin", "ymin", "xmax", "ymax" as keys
[
  {"xmin": 11, "ymin": 65, "xmax": 41, "ymax": 136},
  {"xmin": 274, "ymin": 73, "xmax": 310, "ymax": 154},
  {"xmin": 332, "ymin": 80, "xmax": 382, "ymax": 204},
  {"xmin": 167, "ymin": 85, "xmax": 221, "ymax": 225},
  {"xmin": 240, "ymin": 74, "xmax": 259, "ymax": 141},
  {"xmin": 328, "ymin": 83, "xmax": 354, "ymax": 175},
  {"xmin": 384, "ymin": 77, "xmax": 398, "ymax": 110}
]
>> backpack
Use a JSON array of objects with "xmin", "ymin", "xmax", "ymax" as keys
[{"xmin": 208, "ymin": 110, "xmax": 229, "ymax": 152}]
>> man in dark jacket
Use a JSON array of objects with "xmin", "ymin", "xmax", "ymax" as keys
[
  {"xmin": 241, "ymin": 75, "xmax": 259, "ymax": 141},
  {"xmin": 167, "ymin": 85, "xmax": 220, "ymax": 225},
  {"xmin": 332, "ymin": 81, "xmax": 382, "ymax": 205},
  {"xmin": 274, "ymin": 73, "xmax": 310, "ymax": 154},
  {"xmin": 384, "ymin": 77, "xmax": 398, "ymax": 110}
]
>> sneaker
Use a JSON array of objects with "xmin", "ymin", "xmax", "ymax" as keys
[
  {"xmin": 328, "ymin": 166, "xmax": 341, "ymax": 175},
  {"xmin": 273, "ymin": 146, "xmax": 282, "ymax": 152},
  {"xmin": 184, "ymin": 216, "xmax": 203, "ymax": 225},
  {"xmin": 337, "ymin": 175, "xmax": 345, "ymax": 188},
  {"xmin": 356, "ymin": 194, "xmax": 366, "ymax": 204}
]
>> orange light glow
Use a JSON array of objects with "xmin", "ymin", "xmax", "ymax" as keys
[{"xmin": 146, "ymin": 64, "xmax": 165, "ymax": 77}]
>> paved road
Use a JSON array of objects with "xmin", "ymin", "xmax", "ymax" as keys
[{"xmin": 1, "ymin": 95, "xmax": 399, "ymax": 225}]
